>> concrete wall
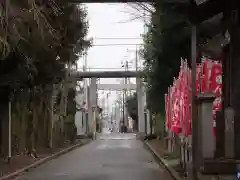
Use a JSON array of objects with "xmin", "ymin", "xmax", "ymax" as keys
[
  {"xmin": 75, "ymin": 111, "xmax": 84, "ymax": 135},
  {"xmin": 74, "ymin": 92, "xmax": 86, "ymax": 135}
]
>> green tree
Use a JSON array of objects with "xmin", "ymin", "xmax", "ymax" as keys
[
  {"xmin": 141, "ymin": 1, "xmax": 191, "ymax": 114},
  {"xmin": 125, "ymin": 93, "xmax": 138, "ymax": 129},
  {"xmin": 0, "ymin": 1, "xmax": 90, "ymax": 155}
]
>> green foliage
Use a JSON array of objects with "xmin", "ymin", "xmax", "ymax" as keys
[
  {"xmin": 0, "ymin": 1, "xmax": 90, "ymax": 154},
  {"xmin": 125, "ymin": 92, "xmax": 138, "ymax": 121},
  {"xmin": 142, "ymin": 1, "xmax": 191, "ymax": 113},
  {"xmin": 67, "ymin": 88, "xmax": 77, "ymax": 116},
  {"xmin": 153, "ymin": 113, "xmax": 165, "ymax": 138},
  {"xmin": 0, "ymin": 1, "xmax": 90, "ymax": 98}
]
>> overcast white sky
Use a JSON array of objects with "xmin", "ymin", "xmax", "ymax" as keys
[{"xmin": 78, "ymin": 3, "xmax": 146, "ymax": 111}]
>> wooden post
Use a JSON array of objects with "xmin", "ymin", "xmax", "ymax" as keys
[
  {"xmin": 8, "ymin": 101, "xmax": 11, "ymax": 162},
  {"xmin": 229, "ymin": 9, "xmax": 240, "ymax": 173},
  {"xmin": 215, "ymin": 111, "xmax": 225, "ymax": 158},
  {"xmin": 224, "ymin": 107, "xmax": 234, "ymax": 158},
  {"xmin": 149, "ymin": 110, "xmax": 153, "ymax": 135},
  {"xmin": 191, "ymin": 26, "xmax": 198, "ymax": 180},
  {"xmin": 49, "ymin": 91, "xmax": 54, "ymax": 148},
  {"xmin": 221, "ymin": 29, "xmax": 231, "ymax": 158}
]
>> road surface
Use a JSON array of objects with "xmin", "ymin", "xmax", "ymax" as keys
[{"xmin": 19, "ymin": 133, "xmax": 173, "ymax": 180}]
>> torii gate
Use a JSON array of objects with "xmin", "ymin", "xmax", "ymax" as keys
[
  {"xmin": 97, "ymin": 83, "xmax": 136, "ymax": 90},
  {"xmin": 71, "ymin": 70, "xmax": 148, "ymax": 135}
]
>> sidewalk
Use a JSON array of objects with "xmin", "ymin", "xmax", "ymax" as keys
[
  {"xmin": 145, "ymin": 140, "xmax": 236, "ymax": 180},
  {"xmin": 0, "ymin": 139, "xmax": 91, "ymax": 180},
  {"xmin": 144, "ymin": 139, "xmax": 183, "ymax": 180}
]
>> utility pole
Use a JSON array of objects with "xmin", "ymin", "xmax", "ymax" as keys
[
  {"xmin": 135, "ymin": 45, "xmax": 138, "ymax": 72},
  {"xmin": 83, "ymin": 51, "xmax": 88, "ymax": 133},
  {"xmin": 106, "ymin": 92, "xmax": 110, "ymax": 127},
  {"xmin": 122, "ymin": 91, "xmax": 125, "ymax": 126},
  {"xmin": 8, "ymin": 100, "xmax": 11, "ymax": 161},
  {"xmin": 124, "ymin": 61, "xmax": 129, "ymax": 127},
  {"xmin": 124, "ymin": 61, "xmax": 128, "ymax": 91},
  {"xmin": 135, "ymin": 44, "xmax": 139, "ymax": 133}
]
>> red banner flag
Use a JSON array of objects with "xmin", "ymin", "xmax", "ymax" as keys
[
  {"xmin": 186, "ymin": 67, "xmax": 192, "ymax": 136},
  {"xmin": 164, "ymin": 58, "xmax": 223, "ymax": 138},
  {"xmin": 201, "ymin": 60, "xmax": 212, "ymax": 93},
  {"xmin": 196, "ymin": 64, "xmax": 202, "ymax": 94},
  {"xmin": 171, "ymin": 78, "xmax": 182, "ymax": 134},
  {"xmin": 209, "ymin": 61, "xmax": 223, "ymax": 136},
  {"xmin": 210, "ymin": 62, "xmax": 222, "ymax": 97}
]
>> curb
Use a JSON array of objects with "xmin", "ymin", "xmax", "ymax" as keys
[
  {"xmin": 144, "ymin": 141, "xmax": 182, "ymax": 180},
  {"xmin": 0, "ymin": 140, "xmax": 92, "ymax": 180}
]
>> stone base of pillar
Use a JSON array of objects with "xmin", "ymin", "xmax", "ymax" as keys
[
  {"xmin": 86, "ymin": 132, "xmax": 94, "ymax": 139},
  {"xmin": 196, "ymin": 173, "xmax": 235, "ymax": 180},
  {"xmin": 197, "ymin": 173, "xmax": 215, "ymax": 180},
  {"xmin": 186, "ymin": 162, "xmax": 193, "ymax": 179},
  {"xmin": 136, "ymin": 132, "xmax": 146, "ymax": 140}
]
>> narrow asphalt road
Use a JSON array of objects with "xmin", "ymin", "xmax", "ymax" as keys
[{"xmin": 19, "ymin": 133, "xmax": 173, "ymax": 180}]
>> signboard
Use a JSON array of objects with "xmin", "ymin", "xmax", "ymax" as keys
[
  {"xmin": 225, "ymin": 107, "xmax": 234, "ymax": 131},
  {"xmin": 92, "ymin": 106, "xmax": 96, "ymax": 111}
]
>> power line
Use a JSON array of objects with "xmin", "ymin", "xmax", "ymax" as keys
[
  {"xmin": 94, "ymin": 37, "xmax": 142, "ymax": 40},
  {"xmin": 80, "ymin": 67, "xmax": 135, "ymax": 69},
  {"xmin": 91, "ymin": 43, "xmax": 143, "ymax": 47}
]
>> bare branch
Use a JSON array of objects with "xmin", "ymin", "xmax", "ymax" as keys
[
  {"xmin": 116, "ymin": 15, "xmax": 145, "ymax": 24},
  {"xmin": 128, "ymin": 2, "xmax": 154, "ymax": 14},
  {"xmin": 116, "ymin": 3, "xmax": 154, "ymax": 24}
]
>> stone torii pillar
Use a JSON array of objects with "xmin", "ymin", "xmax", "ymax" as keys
[
  {"xmin": 88, "ymin": 78, "xmax": 97, "ymax": 135},
  {"xmin": 137, "ymin": 77, "xmax": 146, "ymax": 136}
]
